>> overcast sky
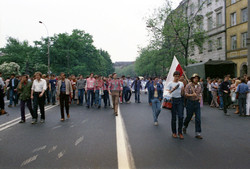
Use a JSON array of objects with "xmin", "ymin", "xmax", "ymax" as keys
[{"xmin": 0, "ymin": 0, "xmax": 181, "ymax": 62}]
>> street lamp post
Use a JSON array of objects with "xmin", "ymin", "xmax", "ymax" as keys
[
  {"xmin": 247, "ymin": 0, "xmax": 250, "ymax": 74},
  {"xmin": 39, "ymin": 21, "xmax": 50, "ymax": 75}
]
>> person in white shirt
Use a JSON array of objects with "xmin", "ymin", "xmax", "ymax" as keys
[
  {"xmin": 166, "ymin": 71, "xmax": 185, "ymax": 139},
  {"xmin": 31, "ymin": 72, "xmax": 47, "ymax": 124}
]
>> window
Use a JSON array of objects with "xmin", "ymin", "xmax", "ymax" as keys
[
  {"xmin": 231, "ymin": 12, "xmax": 237, "ymax": 26},
  {"xmin": 208, "ymin": 17, "xmax": 213, "ymax": 30},
  {"xmin": 216, "ymin": 12, "xmax": 222, "ymax": 26},
  {"xmin": 241, "ymin": 32, "xmax": 247, "ymax": 48},
  {"xmin": 241, "ymin": 8, "xmax": 248, "ymax": 23},
  {"xmin": 231, "ymin": 0, "xmax": 236, "ymax": 5},
  {"xmin": 208, "ymin": 41, "xmax": 213, "ymax": 52},
  {"xmin": 231, "ymin": 35, "xmax": 237, "ymax": 50},
  {"xmin": 217, "ymin": 37, "xmax": 222, "ymax": 50}
]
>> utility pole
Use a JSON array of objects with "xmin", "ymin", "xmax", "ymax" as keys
[{"xmin": 247, "ymin": 0, "xmax": 250, "ymax": 74}]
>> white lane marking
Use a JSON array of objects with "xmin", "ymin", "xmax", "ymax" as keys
[
  {"xmin": 81, "ymin": 119, "xmax": 88, "ymax": 124},
  {"xmin": 48, "ymin": 145, "xmax": 58, "ymax": 153},
  {"xmin": 32, "ymin": 145, "xmax": 47, "ymax": 153},
  {"xmin": 116, "ymin": 105, "xmax": 135, "ymax": 169},
  {"xmin": 0, "ymin": 105, "xmax": 57, "ymax": 132},
  {"xmin": 21, "ymin": 155, "xmax": 38, "ymax": 167},
  {"xmin": 57, "ymin": 150, "xmax": 66, "ymax": 159},
  {"xmin": 75, "ymin": 136, "xmax": 84, "ymax": 146},
  {"xmin": 52, "ymin": 125, "xmax": 62, "ymax": 130}
]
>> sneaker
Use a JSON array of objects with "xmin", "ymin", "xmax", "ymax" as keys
[
  {"xmin": 195, "ymin": 135, "xmax": 203, "ymax": 139},
  {"xmin": 40, "ymin": 119, "xmax": 45, "ymax": 123},
  {"xmin": 178, "ymin": 133, "xmax": 184, "ymax": 140},
  {"xmin": 154, "ymin": 122, "xmax": 158, "ymax": 126},
  {"xmin": 183, "ymin": 127, "xmax": 187, "ymax": 134},
  {"xmin": 19, "ymin": 120, "xmax": 25, "ymax": 123},
  {"xmin": 31, "ymin": 119, "xmax": 37, "ymax": 124},
  {"xmin": 172, "ymin": 133, "xmax": 178, "ymax": 138}
]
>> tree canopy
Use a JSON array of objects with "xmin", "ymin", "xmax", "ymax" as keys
[{"xmin": 0, "ymin": 29, "xmax": 114, "ymax": 77}]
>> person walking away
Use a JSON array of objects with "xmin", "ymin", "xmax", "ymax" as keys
[
  {"xmin": 77, "ymin": 75, "xmax": 86, "ymax": 106},
  {"xmin": 149, "ymin": 77, "xmax": 163, "ymax": 126},
  {"xmin": 49, "ymin": 74, "xmax": 57, "ymax": 105},
  {"xmin": 220, "ymin": 76, "xmax": 231, "ymax": 116},
  {"xmin": 108, "ymin": 73, "xmax": 123, "ymax": 116},
  {"xmin": 166, "ymin": 71, "xmax": 185, "ymax": 139},
  {"xmin": 18, "ymin": 75, "xmax": 33, "ymax": 123},
  {"xmin": 131, "ymin": 77, "xmax": 142, "ymax": 103},
  {"xmin": 86, "ymin": 73, "xmax": 96, "ymax": 108},
  {"xmin": 0, "ymin": 72, "xmax": 7, "ymax": 115},
  {"xmin": 183, "ymin": 74, "xmax": 203, "ymax": 139},
  {"xmin": 57, "ymin": 72, "xmax": 73, "ymax": 121},
  {"xmin": 236, "ymin": 78, "xmax": 249, "ymax": 117},
  {"xmin": 8, "ymin": 74, "xmax": 19, "ymax": 107},
  {"xmin": 31, "ymin": 72, "xmax": 47, "ymax": 124},
  {"xmin": 94, "ymin": 75, "xmax": 103, "ymax": 109},
  {"xmin": 246, "ymin": 76, "xmax": 250, "ymax": 116},
  {"xmin": 210, "ymin": 79, "xmax": 219, "ymax": 108}
]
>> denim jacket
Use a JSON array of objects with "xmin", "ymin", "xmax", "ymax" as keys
[{"xmin": 149, "ymin": 83, "xmax": 163, "ymax": 100}]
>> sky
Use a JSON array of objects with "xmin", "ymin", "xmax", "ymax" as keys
[{"xmin": 0, "ymin": 0, "xmax": 182, "ymax": 62}]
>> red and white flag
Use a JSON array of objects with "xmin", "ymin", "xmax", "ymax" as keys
[{"xmin": 165, "ymin": 56, "xmax": 184, "ymax": 86}]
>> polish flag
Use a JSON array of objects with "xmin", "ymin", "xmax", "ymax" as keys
[{"xmin": 164, "ymin": 56, "xmax": 184, "ymax": 92}]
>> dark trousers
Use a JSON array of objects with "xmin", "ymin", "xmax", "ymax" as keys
[
  {"xmin": 33, "ymin": 92, "xmax": 45, "ymax": 120},
  {"xmin": 171, "ymin": 98, "xmax": 184, "ymax": 134},
  {"xmin": 60, "ymin": 93, "xmax": 69, "ymax": 119},
  {"xmin": 135, "ymin": 90, "xmax": 140, "ymax": 102},
  {"xmin": 207, "ymin": 91, "xmax": 212, "ymax": 105},
  {"xmin": 50, "ymin": 89, "xmax": 56, "ymax": 104},
  {"xmin": 223, "ymin": 93, "xmax": 231, "ymax": 113},
  {"xmin": 148, "ymin": 90, "xmax": 152, "ymax": 103},
  {"xmin": 184, "ymin": 100, "xmax": 201, "ymax": 133},
  {"xmin": 87, "ymin": 90, "xmax": 94, "ymax": 106},
  {"xmin": 46, "ymin": 89, "xmax": 50, "ymax": 103},
  {"xmin": 238, "ymin": 94, "xmax": 247, "ymax": 115},
  {"xmin": 20, "ymin": 99, "xmax": 33, "ymax": 121},
  {"xmin": 9, "ymin": 89, "xmax": 17, "ymax": 105},
  {"xmin": 78, "ymin": 89, "xmax": 85, "ymax": 104},
  {"xmin": 0, "ymin": 89, "xmax": 5, "ymax": 110},
  {"xmin": 103, "ymin": 90, "xmax": 109, "ymax": 107},
  {"xmin": 123, "ymin": 87, "xmax": 131, "ymax": 102}
]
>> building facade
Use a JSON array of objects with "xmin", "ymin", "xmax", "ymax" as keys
[
  {"xmin": 226, "ymin": 0, "xmax": 248, "ymax": 77},
  {"xmin": 187, "ymin": 0, "xmax": 227, "ymax": 62}
]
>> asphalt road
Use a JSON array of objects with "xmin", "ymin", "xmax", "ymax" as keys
[{"xmin": 0, "ymin": 94, "xmax": 249, "ymax": 169}]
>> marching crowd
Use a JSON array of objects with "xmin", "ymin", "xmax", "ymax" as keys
[{"xmin": 0, "ymin": 71, "xmax": 249, "ymax": 140}]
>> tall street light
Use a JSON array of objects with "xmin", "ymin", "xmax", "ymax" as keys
[
  {"xmin": 39, "ymin": 21, "xmax": 50, "ymax": 75},
  {"xmin": 247, "ymin": 0, "xmax": 250, "ymax": 74}
]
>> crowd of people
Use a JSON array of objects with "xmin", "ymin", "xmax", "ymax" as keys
[{"xmin": 0, "ymin": 71, "xmax": 249, "ymax": 140}]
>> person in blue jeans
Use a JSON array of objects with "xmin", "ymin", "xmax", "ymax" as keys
[
  {"xmin": 149, "ymin": 77, "xmax": 163, "ymax": 126},
  {"xmin": 145, "ymin": 78, "xmax": 153, "ymax": 105},
  {"xmin": 166, "ymin": 71, "xmax": 185, "ymax": 139},
  {"xmin": 77, "ymin": 75, "xmax": 86, "ymax": 106},
  {"xmin": 236, "ymin": 78, "xmax": 249, "ymax": 117},
  {"xmin": 183, "ymin": 73, "xmax": 203, "ymax": 139},
  {"xmin": 49, "ymin": 74, "xmax": 57, "ymax": 105},
  {"xmin": 131, "ymin": 77, "xmax": 142, "ymax": 103}
]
